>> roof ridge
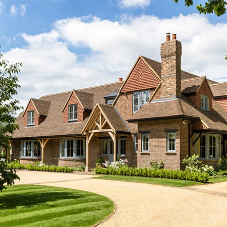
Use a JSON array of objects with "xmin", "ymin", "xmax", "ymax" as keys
[
  {"xmin": 182, "ymin": 76, "xmax": 204, "ymax": 82},
  {"xmin": 210, "ymin": 81, "xmax": 227, "ymax": 86},
  {"xmin": 78, "ymin": 81, "xmax": 123, "ymax": 91},
  {"xmin": 40, "ymin": 90, "xmax": 71, "ymax": 98}
]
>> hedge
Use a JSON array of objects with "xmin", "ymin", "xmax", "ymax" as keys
[{"xmin": 95, "ymin": 166, "xmax": 209, "ymax": 183}]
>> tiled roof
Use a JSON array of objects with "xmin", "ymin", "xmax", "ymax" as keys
[
  {"xmin": 181, "ymin": 77, "xmax": 205, "ymax": 94},
  {"xmin": 99, "ymin": 104, "xmax": 130, "ymax": 133},
  {"xmin": 128, "ymin": 95, "xmax": 227, "ymax": 132},
  {"xmin": 73, "ymin": 90, "xmax": 93, "ymax": 110},
  {"xmin": 31, "ymin": 98, "xmax": 51, "ymax": 116},
  {"xmin": 210, "ymin": 82, "xmax": 227, "ymax": 97},
  {"xmin": 13, "ymin": 82, "xmax": 123, "ymax": 139}
]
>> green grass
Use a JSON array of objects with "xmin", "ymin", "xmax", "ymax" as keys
[
  {"xmin": 208, "ymin": 176, "xmax": 227, "ymax": 183},
  {"xmin": 0, "ymin": 185, "xmax": 114, "ymax": 227},
  {"xmin": 94, "ymin": 175, "xmax": 202, "ymax": 187}
]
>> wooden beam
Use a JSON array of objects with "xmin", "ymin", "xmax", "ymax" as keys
[
  {"xmin": 89, "ymin": 129, "xmax": 113, "ymax": 133},
  {"xmin": 38, "ymin": 139, "xmax": 50, "ymax": 164},
  {"xmin": 101, "ymin": 120, "xmax": 107, "ymax": 129}
]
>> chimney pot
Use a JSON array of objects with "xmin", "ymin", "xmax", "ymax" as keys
[
  {"xmin": 172, "ymin": 34, "xmax": 177, "ymax": 40},
  {"xmin": 118, "ymin": 78, "xmax": 123, "ymax": 82},
  {"xmin": 166, "ymin": 33, "xmax": 171, "ymax": 42}
]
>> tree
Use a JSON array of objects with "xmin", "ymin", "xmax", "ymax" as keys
[
  {"xmin": 174, "ymin": 0, "xmax": 227, "ymax": 16},
  {"xmin": 0, "ymin": 50, "xmax": 22, "ymax": 191}
]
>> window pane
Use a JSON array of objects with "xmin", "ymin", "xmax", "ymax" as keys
[
  {"xmin": 133, "ymin": 92, "xmax": 138, "ymax": 112},
  {"xmin": 25, "ymin": 141, "xmax": 32, "ymax": 156},
  {"xmin": 67, "ymin": 140, "xmax": 74, "ymax": 157},
  {"xmin": 134, "ymin": 135, "xmax": 138, "ymax": 152},
  {"xmin": 77, "ymin": 139, "xmax": 83, "ymax": 156},
  {"xmin": 102, "ymin": 140, "xmax": 107, "ymax": 155},
  {"xmin": 120, "ymin": 139, "xmax": 126, "ymax": 155},
  {"xmin": 167, "ymin": 133, "xmax": 176, "ymax": 152},
  {"xmin": 142, "ymin": 134, "xmax": 149, "ymax": 152},
  {"xmin": 109, "ymin": 141, "xmax": 113, "ymax": 154},
  {"xmin": 33, "ymin": 141, "xmax": 41, "ymax": 157},
  {"xmin": 61, "ymin": 140, "xmax": 65, "ymax": 157}
]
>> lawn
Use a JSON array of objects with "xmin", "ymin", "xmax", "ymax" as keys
[
  {"xmin": 94, "ymin": 175, "xmax": 203, "ymax": 187},
  {"xmin": 0, "ymin": 185, "xmax": 114, "ymax": 227}
]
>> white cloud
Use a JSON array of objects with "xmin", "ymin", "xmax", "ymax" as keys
[
  {"xmin": 10, "ymin": 4, "xmax": 26, "ymax": 16},
  {"xmin": 3, "ymin": 14, "xmax": 227, "ymax": 112},
  {"xmin": 119, "ymin": 0, "xmax": 150, "ymax": 8},
  {"xmin": 0, "ymin": 2, "xmax": 4, "ymax": 14},
  {"xmin": 10, "ymin": 5, "xmax": 16, "ymax": 16}
]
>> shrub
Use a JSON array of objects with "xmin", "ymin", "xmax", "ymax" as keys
[
  {"xmin": 218, "ymin": 156, "xmax": 227, "ymax": 170},
  {"xmin": 150, "ymin": 161, "xmax": 164, "ymax": 170}
]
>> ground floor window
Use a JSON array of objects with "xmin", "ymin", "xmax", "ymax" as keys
[
  {"xmin": 195, "ymin": 134, "xmax": 221, "ymax": 159},
  {"xmin": 167, "ymin": 132, "xmax": 176, "ymax": 152},
  {"xmin": 60, "ymin": 138, "xmax": 85, "ymax": 158},
  {"xmin": 21, "ymin": 140, "xmax": 41, "ymax": 158},
  {"xmin": 134, "ymin": 134, "xmax": 138, "ymax": 153},
  {"xmin": 141, "ymin": 134, "xmax": 149, "ymax": 152},
  {"xmin": 118, "ymin": 138, "xmax": 126, "ymax": 156}
]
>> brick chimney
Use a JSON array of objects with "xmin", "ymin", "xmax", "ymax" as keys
[{"xmin": 159, "ymin": 33, "xmax": 182, "ymax": 99}]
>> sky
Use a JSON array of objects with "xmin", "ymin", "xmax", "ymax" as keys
[{"xmin": 0, "ymin": 0, "xmax": 227, "ymax": 111}]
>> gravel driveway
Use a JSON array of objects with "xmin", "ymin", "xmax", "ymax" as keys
[{"xmin": 15, "ymin": 170, "xmax": 227, "ymax": 227}]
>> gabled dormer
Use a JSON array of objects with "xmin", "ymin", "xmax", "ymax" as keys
[
  {"xmin": 62, "ymin": 90, "xmax": 93, "ymax": 123},
  {"xmin": 182, "ymin": 76, "xmax": 213, "ymax": 111},
  {"xmin": 23, "ymin": 98, "xmax": 50, "ymax": 127}
]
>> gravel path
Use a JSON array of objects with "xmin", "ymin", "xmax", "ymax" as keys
[{"xmin": 15, "ymin": 170, "xmax": 227, "ymax": 227}]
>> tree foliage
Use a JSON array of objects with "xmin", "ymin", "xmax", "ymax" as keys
[
  {"xmin": 174, "ymin": 0, "xmax": 227, "ymax": 16},
  {"xmin": 0, "ymin": 50, "xmax": 22, "ymax": 191}
]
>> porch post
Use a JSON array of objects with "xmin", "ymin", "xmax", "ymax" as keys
[
  {"xmin": 114, "ymin": 133, "xmax": 117, "ymax": 162},
  {"xmin": 85, "ymin": 133, "xmax": 89, "ymax": 172},
  {"xmin": 38, "ymin": 139, "xmax": 49, "ymax": 164}
]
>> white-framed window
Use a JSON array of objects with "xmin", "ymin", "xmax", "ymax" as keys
[
  {"xmin": 68, "ymin": 104, "xmax": 78, "ymax": 122},
  {"xmin": 141, "ymin": 134, "xmax": 149, "ymax": 153},
  {"xmin": 106, "ymin": 99, "xmax": 114, "ymax": 105},
  {"xmin": 21, "ymin": 140, "xmax": 41, "ymax": 158},
  {"xmin": 60, "ymin": 138, "xmax": 85, "ymax": 158},
  {"xmin": 27, "ymin": 110, "xmax": 34, "ymax": 126},
  {"xmin": 167, "ymin": 132, "xmax": 176, "ymax": 152},
  {"xmin": 118, "ymin": 138, "xmax": 126, "ymax": 156},
  {"xmin": 134, "ymin": 134, "xmax": 138, "ymax": 153},
  {"xmin": 201, "ymin": 95, "xmax": 209, "ymax": 111},
  {"xmin": 195, "ymin": 134, "xmax": 221, "ymax": 160},
  {"xmin": 101, "ymin": 140, "xmax": 108, "ymax": 155},
  {"xmin": 133, "ymin": 90, "xmax": 150, "ymax": 113}
]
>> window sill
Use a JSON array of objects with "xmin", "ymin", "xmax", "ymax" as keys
[
  {"xmin": 20, "ymin": 157, "xmax": 41, "ymax": 159},
  {"xmin": 140, "ymin": 152, "xmax": 150, "ymax": 155},
  {"xmin": 59, "ymin": 158, "xmax": 85, "ymax": 161},
  {"xmin": 165, "ymin": 152, "xmax": 177, "ymax": 155}
]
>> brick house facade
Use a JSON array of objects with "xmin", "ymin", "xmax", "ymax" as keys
[{"xmin": 11, "ymin": 33, "xmax": 227, "ymax": 170}]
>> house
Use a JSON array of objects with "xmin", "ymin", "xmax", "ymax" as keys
[{"xmin": 11, "ymin": 33, "xmax": 227, "ymax": 171}]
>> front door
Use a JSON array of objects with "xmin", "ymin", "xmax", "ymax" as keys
[{"xmin": 101, "ymin": 139, "xmax": 114, "ymax": 163}]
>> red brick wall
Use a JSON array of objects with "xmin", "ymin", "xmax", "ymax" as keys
[
  {"xmin": 62, "ymin": 92, "xmax": 84, "ymax": 123},
  {"xmin": 136, "ymin": 119, "xmax": 189, "ymax": 170},
  {"xmin": 121, "ymin": 58, "xmax": 159, "ymax": 93},
  {"xmin": 23, "ymin": 101, "xmax": 39, "ymax": 127}
]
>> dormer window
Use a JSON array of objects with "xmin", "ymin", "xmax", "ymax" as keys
[
  {"xmin": 27, "ymin": 111, "xmax": 34, "ymax": 126},
  {"xmin": 133, "ymin": 90, "xmax": 150, "ymax": 113},
  {"xmin": 201, "ymin": 95, "xmax": 209, "ymax": 111},
  {"xmin": 68, "ymin": 104, "xmax": 78, "ymax": 122}
]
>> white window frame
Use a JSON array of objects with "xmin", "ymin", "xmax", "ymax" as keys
[
  {"xmin": 27, "ymin": 110, "xmax": 34, "ymax": 126},
  {"xmin": 21, "ymin": 140, "xmax": 41, "ymax": 158},
  {"xmin": 141, "ymin": 134, "xmax": 149, "ymax": 153},
  {"xmin": 133, "ymin": 90, "xmax": 150, "ymax": 113},
  {"xmin": 68, "ymin": 104, "xmax": 78, "ymax": 122},
  {"xmin": 106, "ymin": 99, "xmax": 114, "ymax": 105},
  {"xmin": 60, "ymin": 138, "xmax": 85, "ymax": 158},
  {"xmin": 118, "ymin": 138, "xmax": 126, "ymax": 156},
  {"xmin": 167, "ymin": 132, "xmax": 176, "ymax": 152},
  {"xmin": 134, "ymin": 134, "xmax": 138, "ymax": 153},
  {"xmin": 201, "ymin": 95, "xmax": 209, "ymax": 111},
  {"xmin": 195, "ymin": 134, "xmax": 221, "ymax": 160}
]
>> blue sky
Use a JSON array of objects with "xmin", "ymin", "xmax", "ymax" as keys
[{"xmin": 0, "ymin": 0, "xmax": 227, "ymax": 110}]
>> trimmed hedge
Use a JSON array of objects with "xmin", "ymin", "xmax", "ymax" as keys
[
  {"xmin": 95, "ymin": 166, "xmax": 209, "ymax": 183},
  {"xmin": 7, "ymin": 161, "xmax": 74, "ymax": 173}
]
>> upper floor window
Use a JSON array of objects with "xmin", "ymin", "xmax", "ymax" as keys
[
  {"xmin": 201, "ymin": 95, "xmax": 209, "ymax": 111},
  {"xmin": 105, "ymin": 99, "xmax": 114, "ymax": 105},
  {"xmin": 68, "ymin": 104, "xmax": 78, "ymax": 122},
  {"xmin": 167, "ymin": 132, "xmax": 176, "ymax": 152},
  {"xmin": 133, "ymin": 90, "xmax": 150, "ymax": 113},
  {"xmin": 27, "ymin": 111, "xmax": 34, "ymax": 126},
  {"xmin": 21, "ymin": 140, "xmax": 41, "ymax": 158}
]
